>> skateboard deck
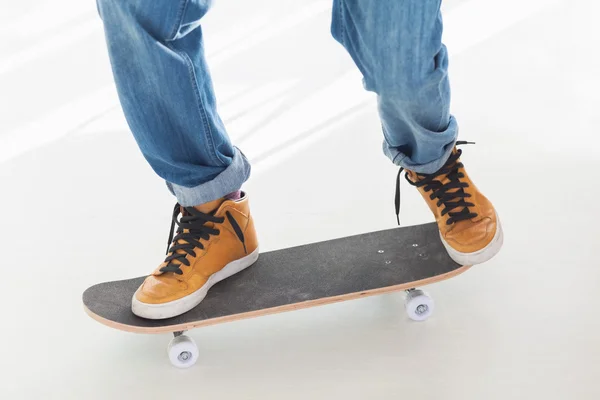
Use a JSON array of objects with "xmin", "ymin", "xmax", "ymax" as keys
[{"xmin": 83, "ymin": 222, "xmax": 469, "ymax": 334}]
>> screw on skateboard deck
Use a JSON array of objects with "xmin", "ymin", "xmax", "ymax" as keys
[{"xmin": 83, "ymin": 222, "xmax": 469, "ymax": 368}]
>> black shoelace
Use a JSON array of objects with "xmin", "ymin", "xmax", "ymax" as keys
[
  {"xmin": 395, "ymin": 141, "xmax": 478, "ymax": 225},
  {"xmin": 160, "ymin": 204, "xmax": 225, "ymax": 275}
]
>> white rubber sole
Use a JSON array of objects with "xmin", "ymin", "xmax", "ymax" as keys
[
  {"xmin": 441, "ymin": 215, "xmax": 504, "ymax": 266},
  {"xmin": 132, "ymin": 247, "xmax": 260, "ymax": 320}
]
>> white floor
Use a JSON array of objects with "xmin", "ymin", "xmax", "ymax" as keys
[{"xmin": 1, "ymin": 0, "xmax": 599, "ymax": 398}]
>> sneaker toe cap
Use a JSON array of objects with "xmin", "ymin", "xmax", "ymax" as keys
[
  {"xmin": 134, "ymin": 275, "xmax": 186, "ymax": 304},
  {"xmin": 444, "ymin": 217, "xmax": 497, "ymax": 251}
]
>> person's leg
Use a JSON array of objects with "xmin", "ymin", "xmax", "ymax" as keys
[
  {"xmin": 331, "ymin": 0, "xmax": 456, "ymax": 173},
  {"xmin": 331, "ymin": 0, "xmax": 502, "ymax": 265},
  {"xmin": 96, "ymin": 0, "xmax": 258, "ymax": 319},
  {"xmin": 96, "ymin": 0, "xmax": 249, "ymax": 206}
]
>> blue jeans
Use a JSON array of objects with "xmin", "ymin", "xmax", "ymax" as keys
[{"xmin": 97, "ymin": 0, "xmax": 457, "ymax": 206}]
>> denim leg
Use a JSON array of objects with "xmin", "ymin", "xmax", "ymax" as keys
[
  {"xmin": 331, "ymin": 0, "xmax": 458, "ymax": 174},
  {"xmin": 96, "ymin": 0, "xmax": 250, "ymax": 206}
]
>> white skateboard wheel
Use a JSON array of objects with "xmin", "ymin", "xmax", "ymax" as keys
[
  {"xmin": 168, "ymin": 335, "xmax": 199, "ymax": 368},
  {"xmin": 405, "ymin": 289, "xmax": 434, "ymax": 321}
]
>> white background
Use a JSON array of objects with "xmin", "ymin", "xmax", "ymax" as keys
[{"xmin": 1, "ymin": 0, "xmax": 599, "ymax": 398}]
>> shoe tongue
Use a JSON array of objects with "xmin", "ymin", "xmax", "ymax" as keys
[
  {"xmin": 191, "ymin": 198, "xmax": 226, "ymax": 214},
  {"xmin": 408, "ymin": 169, "xmax": 450, "ymax": 184}
]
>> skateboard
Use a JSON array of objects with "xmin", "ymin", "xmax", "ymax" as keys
[{"xmin": 83, "ymin": 222, "xmax": 470, "ymax": 368}]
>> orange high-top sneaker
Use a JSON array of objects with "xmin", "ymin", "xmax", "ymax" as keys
[
  {"xmin": 397, "ymin": 143, "xmax": 503, "ymax": 265},
  {"xmin": 132, "ymin": 193, "xmax": 259, "ymax": 319}
]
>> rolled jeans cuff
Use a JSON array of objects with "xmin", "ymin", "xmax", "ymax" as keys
[
  {"xmin": 383, "ymin": 118, "xmax": 459, "ymax": 174},
  {"xmin": 166, "ymin": 147, "xmax": 251, "ymax": 206}
]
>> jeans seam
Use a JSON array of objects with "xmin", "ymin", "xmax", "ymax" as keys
[
  {"xmin": 166, "ymin": 0, "xmax": 190, "ymax": 41},
  {"xmin": 435, "ymin": 0, "xmax": 447, "ymax": 132},
  {"xmin": 392, "ymin": 152, "xmax": 406, "ymax": 165},
  {"xmin": 166, "ymin": 43, "xmax": 222, "ymax": 167},
  {"xmin": 383, "ymin": 124, "xmax": 406, "ymax": 165},
  {"xmin": 435, "ymin": 78, "xmax": 446, "ymax": 131},
  {"xmin": 338, "ymin": 1, "xmax": 346, "ymax": 47}
]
